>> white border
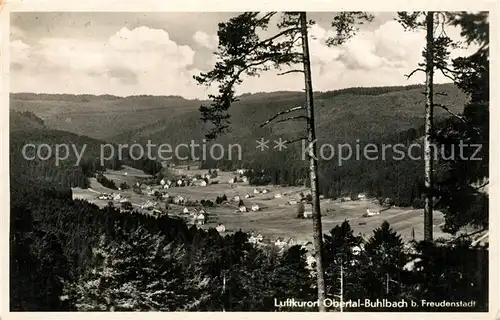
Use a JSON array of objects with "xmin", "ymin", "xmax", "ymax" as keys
[{"xmin": 0, "ymin": 0, "xmax": 498, "ymax": 319}]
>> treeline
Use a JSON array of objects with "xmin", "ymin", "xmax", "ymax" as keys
[
  {"xmin": 10, "ymin": 175, "xmax": 488, "ymax": 311},
  {"xmin": 11, "ymin": 92, "xmax": 122, "ymax": 102},
  {"xmin": 318, "ymin": 84, "xmax": 424, "ymax": 99},
  {"xmin": 202, "ymin": 128, "xmax": 424, "ymax": 205},
  {"xmin": 200, "ymin": 115, "xmax": 488, "ymax": 233}
]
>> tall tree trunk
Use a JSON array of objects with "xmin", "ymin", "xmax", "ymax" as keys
[
  {"xmin": 424, "ymin": 12, "xmax": 434, "ymax": 242},
  {"xmin": 299, "ymin": 12, "xmax": 327, "ymax": 312}
]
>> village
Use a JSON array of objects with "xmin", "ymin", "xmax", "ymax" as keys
[{"xmin": 72, "ymin": 163, "xmax": 457, "ymax": 256}]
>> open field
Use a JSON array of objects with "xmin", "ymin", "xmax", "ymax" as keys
[{"xmin": 72, "ymin": 165, "xmax": 455, "ymax": 245}]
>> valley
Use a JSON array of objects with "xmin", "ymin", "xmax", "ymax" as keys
[{"xmin": 73, "ymin": 164, "xmax": 453, "ymax": 245}]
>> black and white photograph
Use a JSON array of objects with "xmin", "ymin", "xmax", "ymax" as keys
[{"xmin": 4, "ymin": 3, "xmax": 497, "ymax": 314}]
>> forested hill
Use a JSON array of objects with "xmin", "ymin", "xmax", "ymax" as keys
[
  {"xmin": 10, "ymin": 111, "xmax": 162, "ymax": 190},
  {"xmin": 10, "ymin": 83, "xmax": 467, "ymax": 145},
  {"xmin": 10, "ymin": 83, "xmax": 469, "ymax": 207}
]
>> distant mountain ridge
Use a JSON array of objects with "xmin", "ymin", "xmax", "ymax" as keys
[
  {"xmin": 9, "ymin": 83, "xmax": 471, "ymax": 207},
  {"xmin": 10, "ymin": 83, "xmax": 467, "ymax": 147}
]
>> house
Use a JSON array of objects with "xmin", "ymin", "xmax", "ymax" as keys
[
  {"xmin": 98, "ymin": 193, "xmax": 112, "ymax": 200},
  {"xmin": 119, "ymin": 198, "xmax": 130, "ymax": 203},
  {"xmin": 189, "ymin": 210, "xmax": 198, "ymax": 217},
  {"xmin": 244, "ymin": 193, "xmax": 253, "ymax": 199},
  {"xmin": 242, "ymin": 177, "xmax": 248, "ymax": 183},
  {"xmin": 216, "ymin": 224, "xmax": 226, "ymax": 233},
  {"xmin": 163, "ymin": 184, "xmax": 170, "ymax": 189},
  {"xmin": 351, "ymin": 245, "xmax": 362, "ymax": 256},
  {"xmin": 236, "ymin": 169, "xmax": 246, "ymax": 175},
  {"xmin": 113, "ymin": 193, "xmax": 122, "ymax": 201},
  {"xmin": 251, "ymin": 204, "xmax": 260, "ymax": 212},
  {"xmin": 228, "ymin": 178, "xmax": 235, "ymax": 184},
  {"xmin": 162, "ymin": 193, "xmax": 169, "ymax": 199},
  {"xmin": 319, "ymin": 195, "xmax": 325, "ymax": 200},
  {"xmin": 183, "ymin": 207, "xmax": 190, "ymax": 214},
  {"xmin": 275, "ymin": 238, "xmax": 286, "ymax": 247},
  {"xmin": 358, "ymin": 193, "xmax": 366, "ymax": 200},
  {"xmin": 177, "ymin": 179, "xmax": 183, "ymax": 186},
  {"xmin": 274, "ymin": 193, "xmax": 282, "ymax": 198},
  {"xmin": 253, "ymin": 188, "xmax": 260, "ymax": 194},
  {"xmin": 173, "ymin": 195, "xmax": 185, "ymax": 204},
  {"xmin": 365, "ymin": 209, "xmax": 380, "ymax": 216},
  {"xmin": 195, "ymin": 213, "xmax": 205, "ymax": 225},
  {"xmin": 306, "ymin": 255, "xmax": 316, "ymax": 269},
  {"xmin": 248, "ymin": 234, "xmax": 263, "ymax": 244},
  {"xmin": 288, "ymin": 200, "xmax": 298, "ymax": 205},
  {"xmin": 239, "ymin": 206, "xmax": 248, "ymax": 212},
  {"xmin": 160, "ymin": 179, "xmax": 166, "ymax": 186},
  {"xmin": 303, "ymin": 210, "xmax": 313, "ymax": 218},
  {"xmin": 248, "ymin": 235, "xmax": 258, "ymax": 244},
  {"xmin": 233, "ymin": 195, "xmax": 241, "ymax": 202},
  {"xmin": 403, "ymin": 258, "xmax": 423, "ymax": 272},
  {"xmin": 200, "ymin": 180, "xmax": 207, "ymax": 187},
  {"xmin": 261, "ymin": 189, "xmax": 269, "ymax": 194},
  {"xmin": 383, "ymin": 197, "xmax": 394, "ymax": 206},
  {"xmin": 343, "ymin": 196, "xmax": 352, "ymax": 201},
  {"xmin": 141, "ymin": 200, "xmax": 154, "ymax": 210}
]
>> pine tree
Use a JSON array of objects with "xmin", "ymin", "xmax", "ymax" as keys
[
  {"xmin": 194, "ymin": 12, "xmax": 373, "ymax": 311},
  {"xmin": 67, "ymin": 226, "xmax": 188, "ymax": 311},
  {"xmin": 364, "ymin": 221, "xmax": 409, "ymax": 301},
  {"xmin": 271, "ymin": 245, "xmax": 315, "ymax": 310},
  {"xmin": 397, "ymin": 11, "xmax": 489, "ymax": 237},
  {"xmin": 323, "ymin": 220, "xmax": 365, "ymax": 309},
  {"xmin": 433, "ymin": 12, "xmax": 489, "ymax": 233},
  {"xmin": 397, "ymin": 12, "xmax": 438, "ymax": 241}
]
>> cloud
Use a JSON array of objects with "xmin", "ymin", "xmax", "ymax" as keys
[
  {"xmin": 192, "ymin": 31, "xmax": 218, "ymax": 50},
  {"xmin": 10, "ymin": 26, "xmax": 213, "ymax": 99},
  {"xmin": 10, "ymin": 18, "xmax": 479, "ymax": 99}
]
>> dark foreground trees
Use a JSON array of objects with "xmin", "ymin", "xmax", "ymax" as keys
[
  {"xmin": 397, "ymin": 11, "xmax": 490, "ymax": 237},
  {"xmin": 10, "ymin": 174, "xmax": 488, "ymax": 311}
]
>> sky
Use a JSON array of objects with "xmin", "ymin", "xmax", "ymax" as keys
[{"xmin": 10, "ymin": 12, "xmax": 478, "ymax": 99}]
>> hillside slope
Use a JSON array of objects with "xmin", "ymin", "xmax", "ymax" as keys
[
  {"xmin": 10, "ymin": 84, "xmax": 467, "ymax": 147},
  {"xmin": 10, "ymin": 84, "xmax": 470, "ymax": 205}
]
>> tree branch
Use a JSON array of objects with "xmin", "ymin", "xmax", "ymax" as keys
[
  {"xmin": 277, "ymin": 69, "xmax": 304, "ymax": 76},
  {"xmin": 405, "ymin": 68, "xmax": 425, "ymax": 79},
  {"xmin": 275, "ymin": 115, "xmax": 308, "ymax": 123},
  {"xmin": 434, "ymin": 103, "xmax": 481, "ymax": 134},
  {"xmin": 244, "ymin": 26, "xmax": 301, "ymax": 58},
  {"xmin": 434, "ymin": 103, "xmax": 467, "ymax": 123},
  {"xmin": 474, "ymin": 180, "xmax": 489, "ymax": 190},
  {"xmin": 420, "ymin": 91, "xmax": 448, "ymax": 96},
  {"xmin": 447, "ymin": 228, "xmax": 488, "ymax": 244},
  {"xmin": 260, "ymin": 106, "xmax": 305, "ymax": 127},
  {"xmin": 437, "ymin": 67, "xmax": 457, "ymax": 82}
]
